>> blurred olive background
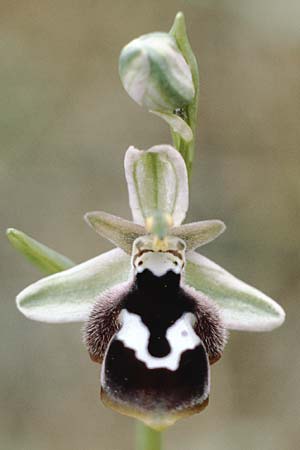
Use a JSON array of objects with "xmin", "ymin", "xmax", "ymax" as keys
[{"xmin": 1, "ymin": 0, "xmax": 299, "ymax": 449}]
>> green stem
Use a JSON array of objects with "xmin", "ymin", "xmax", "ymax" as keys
[
  {"xmin": 136, "ymin": 421, "xmax": 162, "ymax": 450},
  {"xmin": 170, "ymin": 12, "xmax": 199, "ymax": 180}
]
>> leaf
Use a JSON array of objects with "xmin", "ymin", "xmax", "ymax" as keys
[
  {"xmin": 185, "ymin": 252, "xmax": 285, "ymax": 331},
  {"xmin": 172, "ymin": 220, "xmax": 226, "ymax": 251},
  {"xmin": 151, "ymin": 111, "xmax": 193, "ymax": 142},
  {"xmin": 125, "ymin": 145, "xmax": 188, "ymax": 226},
  {"xmin": 6, "ymin": 228, "xmax": 74, "ymax": 275},
  {"xmin": 85, "ymin": 211, "xmax": 144, "ymax": 255},
  {"xmin": 16, "ymin": 249, "xmax": 131, "ymax": 323}
]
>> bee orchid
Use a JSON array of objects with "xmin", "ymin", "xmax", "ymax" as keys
[
  {"xmin": 85, "ymin": 235, "xmax": 226, "ymax": 429},
  {"xmin": 10, "ymin": 144, "xmax": 285, "ymax": 429}
]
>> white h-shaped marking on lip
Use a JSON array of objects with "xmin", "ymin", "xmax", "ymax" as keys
[{"xmin": 116, "ymin": 309, "xmax": 200, "ymax": 371}]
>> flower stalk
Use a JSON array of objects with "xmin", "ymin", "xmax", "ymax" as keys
[
  {"xmin": 169, "ymin": 12, "xmax": 199, "ymax": 178},
  {"xmin": 136, "ymin": 423, "xmax": 162, "ymax": 450}
]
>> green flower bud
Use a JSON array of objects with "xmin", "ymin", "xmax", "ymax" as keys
[{"xmin": 119, "ymin": 32, "xmax": 195, "ymax": 112}]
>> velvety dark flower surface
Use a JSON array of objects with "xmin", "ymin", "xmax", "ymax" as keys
[{"xmin": 84, "ymin": 234, "xmax": 227, "ymax": 429}]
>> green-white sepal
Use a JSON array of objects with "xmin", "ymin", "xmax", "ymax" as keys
[
  {"xmin": 16, "ymin": 249, "xmax": 131, "ymax": 323},
  {"xmin": 119, "ymin": 32, "xmax": 195, "ymax": 112},
  {"xmin": 185, "ymin": 252, "xmax": 285, "ymax": 331},
  {"xmin": 85, "ymin": 211, "xmax": 144, "ymax": 255},
  {"xmin": 125, "ymin": 145, "xmax": 188, "ymax": 226},
  {"xmin": 6, "ymin": 228, "xmax": 74, "ymax": 274}
]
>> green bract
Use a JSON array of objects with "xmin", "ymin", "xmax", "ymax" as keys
[
  {"xmin": 10, "ymin": 145, "xmax": 285, "ymax": 331},
  {"xmin": 6, "ymin": 228, "xmax": 74, "ymax": 274}
]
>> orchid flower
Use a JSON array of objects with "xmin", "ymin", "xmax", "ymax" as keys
[
  {"xmin": 7, "ymin": 11, "xmax": 285, "ymax": 448},
  {"xmin": 8, "ymin": 144, "xmax": 284, "ymax": 429}
]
